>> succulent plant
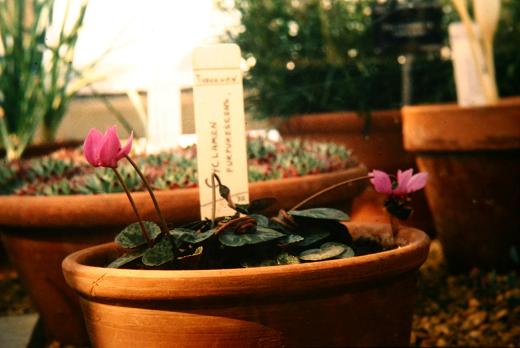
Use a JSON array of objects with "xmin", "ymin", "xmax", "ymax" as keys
[{"xmin": 0, "ymin": 137, "xmax": 357, "ymax": 196}]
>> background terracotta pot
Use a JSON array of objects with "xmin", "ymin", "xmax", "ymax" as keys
[
  {"xmin": 0, "ymin": 165, "xmax": 367, "ymax": 345},
  {"xmin": 62, "ymin": 222, "xmax": 430, "ymax": 348},
  {"xmin": 402, "ymin": 97, "xmax": 520, "ymax": 272},
  {"xmin": 277, "ymin": 110, "xmax": 434, "ymax": 236}
]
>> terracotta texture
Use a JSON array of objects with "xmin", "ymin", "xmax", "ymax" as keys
[
  {"xmin": 0, "ymin": 166, "xmax": 367, "ymax": 345},
  {"xmin": 62, "ymin": 222, "xmax": 430, "ymax": 348},
  {"xmin": 277, "ymin": 110, "xmax": 434, "ymax": 235},
  {"xmin": 402, "ymin": 97, "xmax": 520, "ymax": 271}
]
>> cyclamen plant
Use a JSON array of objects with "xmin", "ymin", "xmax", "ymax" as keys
[{"xmin": 84, "ymin": 126, "xmax": 427, "ymax": 269}]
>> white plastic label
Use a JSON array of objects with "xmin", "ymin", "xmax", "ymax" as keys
[
  {"xmin": 192, "ymin": 44, "xmax": 249, "ymax": 219},
  {"xmin": 449, "ymin": 22, "xmax": 489, "ymax": 107}
]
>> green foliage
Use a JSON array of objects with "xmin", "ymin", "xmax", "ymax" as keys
[
  {"xmin": 218, "ymin": 0, "xmax": 520, "ymax": 119},
  {"xmin": 0, "ymin": 0, "xmax": 92, "ymax": 160},
  {"xmin": 299, "ymin": 242, "xmax": 347, "ymax": 261},
  {"xmin": 115, "ymin": 221, "xmax": 161, "ymax": 248},
  {"xmin": 0, "ymin": 137, "xmax": 357, "ymax": 196},
  {"xmin": 109, "ymin": 175, "xmax": 371, "ymax": 270},
  {"xmin": 289, "ymin": 207, "xmax": 349, "ymax": 221}
]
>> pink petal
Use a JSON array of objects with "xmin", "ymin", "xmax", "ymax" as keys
[
  {"xmin": 83, "ymin": 128, "xmax": 104, "ymax": 166},
  {"xmin": 117, "ymin": 131, "xmax": 133, "ymax": 160},
  {"xmin": 369, "ymin": 169, "xmax": 393, "ymax": 195},
  {"xmin": 394, "ymin": 168, "xmax": 414, "ymax": 195},
  {"xmin": 98, "ymin": 126, "xmax": 122, "ymax": 168},
  {"xmin": 406, "ymin": 172, "xmax": 428, "ymax": 193}
]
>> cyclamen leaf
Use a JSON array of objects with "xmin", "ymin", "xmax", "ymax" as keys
[
  {"xmin": 277, "ymin": 234, "xmax": 304, "ymax": 247},
  {"xmin": 107, "ymin": 250, "xmax": 145, "ymax": 268},
  {"xmin": 336, "ymin": 245, "xmax": 355, "ymax": 259},
  {"xmin": 299, "ymin": 242, "xmax": 346, "ymax": 261},
  {"xmin": 142, "ymin": 237, "xmax": 175, "ymax": 266},
  {"xmin": 115, "ymin": 221, "xmax": 161, "ymax": 248},
  {"xmin": 169, "ymin": 228, "xmax": 214, "ymax": 246},
  {"xmin": 219, "ymin": 226, "xmax": 285, "ymax": 247},
  {"xmin": 249, "ymin": 214, "xmax": 270, "ymax": 227},
  {"xmin": 289, "ymin": 208, "xmax": 350, "ymax": 221},
  {"xmin": 297, "ymin": 231, "xmax": 330, "ymax": 247}
]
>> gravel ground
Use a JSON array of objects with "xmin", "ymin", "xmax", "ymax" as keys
[
  {"xmin": 412, "ymin": 240, "xmax": 520, "ymax": 347},
  {"xmin": 1, "ymin": 240, "xmax": 519, "ymax": 347}
]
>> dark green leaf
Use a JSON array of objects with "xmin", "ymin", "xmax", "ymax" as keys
[
  {"xmin": 297, "ymin": 231, "xmax": 330, "ymax": 247},
  {"xmin": 249, "ymin": 214, "xmax": 269, "ymax": 227},
  {"xmin": 115, "ymin": 221, "xmax": 161, "ymax": 248},
  {"xmin": 336, "ymin": 245, "xmax": 355, "ymax": 259},
  {"xmin": 169, "ymin": 228, "xmax": 214, "ymax": 246},
  {"xmin": 278, "ymin": 234, "xmax": 304, "ymax": 247},
  {"xmin": 107, "ymin": 250, "xmax": 145, "ymax": 268},
  {"xmin": 219, "ymin": 226, "xmax": 285, "ymax": 247},
  {"xmin": 289, "ymin": 208, "xmax": 350, "ymax": 221},
  {"xmin": 299, "ymin": 242, "xmax": 346, "ymax": 261},
  {"xmin": 142, "ymin": 237, "xmax": 175, "ymax": 266}
]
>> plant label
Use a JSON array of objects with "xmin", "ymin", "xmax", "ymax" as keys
[
  {"xmin": 192, "ymin": 44, "xmax": 249, "ymax": 219},
  {"xmin": 449, "ymin": 22, "xmax": 489, "ymax": 107}
]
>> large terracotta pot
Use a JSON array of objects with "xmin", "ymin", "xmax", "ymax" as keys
[
  {"xmin": 277, "ymin": 110, "xmax": 434, "ymax": 235},
  {"xmin": 0, "ymin": 165, "xmax": 367, "ymax": 345},
  {"xmin": 62, "ymin": 222, "xmax": 430, "ymax": 348},
  {"xmin": 402, "ymin": 97, "xmax": 520, "ymax": 272}
]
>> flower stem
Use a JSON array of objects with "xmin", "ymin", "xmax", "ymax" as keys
[
  {"xmin": 289, "ymin": 175, "xmax": 371, "ymax": 211},
  {"xmin": 211, "ymin": 174, "xmax": 217, "ymax": 227},
  {"xmin": 125, "ymin": 155, "xmax": 169, "ymax": 235},
  {"xmin": 112, "ymin": 168, "xmax": 152, "ymax": 246}
]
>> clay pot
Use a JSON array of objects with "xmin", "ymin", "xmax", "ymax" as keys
[
  {"xmin": 402, "ymin": 97, "xmax": 520, "ymax": 272},
  {"xmin": 62, "ymin": 222, "xmax": 430, "ymax": 348},
  {"xmin": 0, "ymin": 165, "xmax": 367, "ymax": 345},
  {"xmin": 277, "ymin": 110, "xmax": 434, "ymax": 236}
]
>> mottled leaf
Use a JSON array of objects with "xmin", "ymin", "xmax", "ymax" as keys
[
  {"xmin": 278, "ymin": 234, "xmax": 304, "ymax": 247},
  {"xmin": 336, "ymin": 245, "xmax": 355, "ymax": 259},
  {"xmin": 289, "ymin": 208, "xmax": 350, "ymax": 221},
  {"xmin": 107, "ymin": 250, "xmax": 144, "ymax": 268},
  {"xmin": 142, "ymin": 237, "xmax": 175, "ymax": 266},
  {"xmin": 250, "ymin": 214, "xmax": 270, "ymax": 227},
  {"xmin": 115, "ymin": 221, "xmax": 161, "ymax": 248},
  {"xmin": 297, "ymin": 231, "xmax": 330, "ymax": 247},
  {"xmin": 299, "ymin": 242, "xmax": 346, "ymax": 261},
  {"xmin": 219, "ymin": 226, "xmax": 285, "ymax": 247},
  {"xmin": 169, "ymin": 228, "xmax": 214, "ymax": 246}
]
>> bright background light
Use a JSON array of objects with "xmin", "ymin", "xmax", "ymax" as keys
[{"xmin": 65, "ymin": 0, "xmax": 236, "ymax": 92}]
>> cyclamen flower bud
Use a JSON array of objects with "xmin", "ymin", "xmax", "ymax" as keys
[{"xmin": 83, "ymin": 126, "xmax": 133, "ymax": 168}]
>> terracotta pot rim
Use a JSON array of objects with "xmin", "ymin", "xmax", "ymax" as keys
[
  {"xmin": 402, "ymin": 96, "xmax": 520, "ymax": 152},
  {"xmin": 0, "ymin": 165, "xmax": 368, "ymax": 227},
  {"xmin": 62, "ymin": 222, "xmax": 430, "ymax": 301},
  {"xmin": 278, "ymin": 109, "xmax": 402, "ymax": 134}
]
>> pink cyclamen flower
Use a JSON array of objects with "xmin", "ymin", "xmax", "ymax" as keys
[
  {"xmin": 369, "ymin": 169, "xmax": 428, "ymax": 196},
  {"xmin": 83, "ymin": 126, "xmax": 133, "ymax": 168}
]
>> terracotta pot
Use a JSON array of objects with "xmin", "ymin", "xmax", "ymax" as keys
[
  {"xmin": 402, "ymin": 97, "xmax": 520, "ymax": 272},
  {"xmin": 277, "ymin": 110, "xmax": 434, "ymax": 236},
  {"xmin": 0, "ymin": 165, "xmax": 367, "ymax": 345},
  {"xmin": 62, "ymin": 222, "xmax": 430, "ymax": 348}
]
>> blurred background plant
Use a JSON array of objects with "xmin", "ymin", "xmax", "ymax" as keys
[
  {"xmin": 218, "ymin": 0, "xmax": 520, "ymax": 119},
  {"xmin": 0, "ymin": 137, "xmax": 357, "ymax": 195},
  {"xmin": 0, "ymin": 0, "xmax": 102, "ymax": 161}
]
